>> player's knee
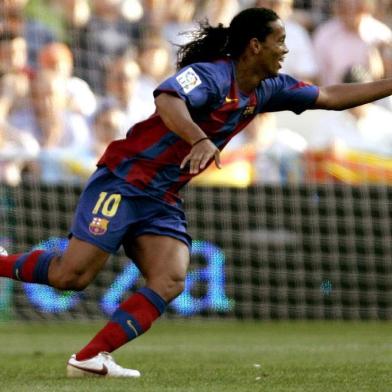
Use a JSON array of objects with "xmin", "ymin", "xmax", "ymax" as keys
[
  {"xmin": 170, "ymin": 278, "xmax": 185, "ymax": 298},
  {"xmin": 161, "ymin": 275, "xmax": 186, "ymax": 301},
  {"xmin": 146, "ymin": 274, "xmax": 185, "ymax": 301}
]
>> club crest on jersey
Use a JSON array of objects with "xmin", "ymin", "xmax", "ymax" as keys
[
  {"xmin": 89, "ymin": 217, "xmax": 109, "ymax": 235},
  {"xmin": 176, "ymin": 67, "xmax": 202, "ymax": 94}
]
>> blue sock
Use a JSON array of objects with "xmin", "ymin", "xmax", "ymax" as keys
[{"xmin": 11, "ymin": 250, "xmax": 57, "ymax": 284}]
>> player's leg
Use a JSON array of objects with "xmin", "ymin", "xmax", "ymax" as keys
[
  {"xmin": 67, "ymin": 180, "xmax": 190, "ymax": 377},
  {"xmin": 67, "ymin": 235, "xmax": 189, "ymax": 377},
  {"xmin": 0, "ymin": 167, "xmax": 132, "ymax": 289},
  {"xmin": 131, "ymin": 234, "xmax": 190, "ymax": 302},
  {"xmin": 0, "ymin": 237, "xmax": 109, "ymax": 290},
  {"xmin": 48, "ymin": 237, "xmax": 110, "ymax": 290}
]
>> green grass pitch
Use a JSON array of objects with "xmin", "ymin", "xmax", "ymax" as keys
[{"xmin": 0, "ymin": 320, "xmax": 391, "ymax": 391}]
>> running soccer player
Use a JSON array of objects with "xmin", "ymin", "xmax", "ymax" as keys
[{"xmin": 1, "ymin": 7, "xmax": 392, "ymax": 377}]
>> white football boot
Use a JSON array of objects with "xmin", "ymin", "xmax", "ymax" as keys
[
  {"xmin": 67, "ymin": 352, "xmax": 141, "ymax": 378},
  {"xmin": 0, "ymin": 246, "xmax": 8, "ymax": 256}
]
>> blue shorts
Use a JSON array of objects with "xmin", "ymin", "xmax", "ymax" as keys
[{"xmin": 70, "ymin": 167, "xmax": 192, "ymax": 254}]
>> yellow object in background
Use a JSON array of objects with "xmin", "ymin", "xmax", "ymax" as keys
[
  {"xmin": 191, "ymin": 146, "xmax": 256, "ymax": 187},
  {"xmin": 191, "ymin": 160, "xmax": 254, "ymax": 187}
]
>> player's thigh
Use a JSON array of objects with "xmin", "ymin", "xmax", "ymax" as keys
[
  {"xmin": 130, "ymin": 234, "xmax": 190, "ymax": 282},
  {"xmin": 59, "ymin": 236, "xmax": 110, "ymax": 278}
]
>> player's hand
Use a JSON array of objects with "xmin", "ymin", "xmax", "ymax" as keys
[{"xmin": 180, "ymin": 138, "xmax": 221, "ymax": 174}]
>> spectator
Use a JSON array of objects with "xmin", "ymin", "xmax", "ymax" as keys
[
  {"xmin": 69, "ymin": 0, "xmax": 141, "ymax": 94},
  {"xmin": 63, "ymin": 0, "xmax": 90, "ymax": 27},
  {"xmin": 163, "ymin": 0, "xmax": 240, "ymax": 61},
  {"xmin": 373, "ymin": 0, "xmax": 392, "ymax": 26},
  {"xmin": 119, "ymin": 0, "xmax": 144, "ymax": 23},
  {"xmin": 308, "ymin": 65, "xmax": 392, "ymax": 156},
  {"xmin": 227, "ymin": 113, "xmax": 308, "ymax": 183},
  {"xmin": 255, "ymin": 0, "xmax": 319, "ymax": 82},
  {"xmin": 136, "ymin": 35, "xmax": 173, "ymax": 104},
  {"xmin": 214, "ymin": 0, "xmax": 243, "ymax": 25},
  {"xmin": 38, "ymin": 42, "xmax": 97, "ymax": 116},
  {"xmin": 91, "ymin": 102, "xmax": 125, "ymax": 156},
  {"xmin": 0, "ymin": 31, "xmax": 31, "ymax": 124},
  {"xmin": 6, "ymin": 70, "xmax": 91, "ymax": 182},
  {"xmin": 48, "ymin": 0, "xmax": 91, "ymax": 42},
  {"xmin": 0, "ymin": 30, "xmax": 29, "ymax": 76},
  {"xmin": 197, "ymin": 0, "xmax": 241, "ymax": 27},
  {"xmin": 0, "ymin": 0, "xmax": 57, "ymax": 68},
  {"xmin": 103, "ymin": 54, "xmax": 155, "ymax": 135},
  {"xmin": 194, "ymin": 112, "xmax": 307, "ymax": 186},
  {"xmin": 62, "ymin": 101, "xmax": 126, "ymax": 180},
  {"xmin": 55, "ymin": 0, "xmax": 143, "ymax": 38},
  {"xmin": 140, "ymin": 0, "xmax": 168, "ymax": 31},
  {"xmin": 313, "ymin": 0, "xmax": 392, "ymax": 85},
  {"xmin": 161, "ymin": 0, "xmax": 198, "ymax": 52},
  {"xmin": 0, "ymin": 31, "xmax": 37, "ymax": 185},
  {"xmin": 290, "ymin": 0, "xmax": 333, "ymax": 32},
  {"xmin": 0, "ymin": 114, "xmax": 40, "ymax": 186}
]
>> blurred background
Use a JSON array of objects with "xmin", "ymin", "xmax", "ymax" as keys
[{"xmin": 0, "ymin": 0, "xmax": 391, "ymax": 322}]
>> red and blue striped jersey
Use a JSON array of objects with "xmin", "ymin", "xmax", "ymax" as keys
[{"xmin": 98, "ymin": 58, "xmax": 319, "ymax": 204}]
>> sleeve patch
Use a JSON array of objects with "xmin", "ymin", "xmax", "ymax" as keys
[{"xmin": 176, "ymin": 67, "xmax": 202, "ymax": 94}]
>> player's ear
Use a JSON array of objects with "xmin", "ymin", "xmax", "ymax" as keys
[{"xmin": 249, "ymin": 38, "xmax": 262, "ymax": 54}]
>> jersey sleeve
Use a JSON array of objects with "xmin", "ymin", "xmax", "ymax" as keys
[
  {"xmin": 261, "ymin": 74, "xmax": 319, "ymax": 114},
  {"xmin": 153, "ymin": 63, "xmax": 224, "ymax": 109}
]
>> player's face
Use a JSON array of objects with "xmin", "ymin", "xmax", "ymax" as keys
[{"xmin": 258, "ymin": 19, "xmax": 288, "ymax": 77}]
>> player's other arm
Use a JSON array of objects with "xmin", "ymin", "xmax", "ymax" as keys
[
  {"xmin": 155, "ymin": 93, "xmax": 221, "ymax": 174},
  {"xmin": 314, "ymin": 78, "xmax": 392, "ymax": 110}
]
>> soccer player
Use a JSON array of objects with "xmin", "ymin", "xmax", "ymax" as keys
[{"xmin": 1, "ymin": 7, "xmax": 392, "ymax": 377}]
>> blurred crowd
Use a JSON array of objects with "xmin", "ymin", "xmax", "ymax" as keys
[{"xmin": 0, "ymin": 0, "xmax": 391, "ymax": 186}]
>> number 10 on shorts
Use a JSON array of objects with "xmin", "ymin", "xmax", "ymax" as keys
[{"xmin": 92, "ymin": 192, "xmax": 122, "ymax": 217}]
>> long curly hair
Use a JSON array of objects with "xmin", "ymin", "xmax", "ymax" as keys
[{"xmin": 176, "ymin": 7, "xmax": 279, "ymax": 70}]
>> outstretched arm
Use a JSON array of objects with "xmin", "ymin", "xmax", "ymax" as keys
[
  {"xmin": 314, "ymin": 79, "xmax": 392, "ymax": 110},
  {"xmin": 155, "ymin": 93, "xmax": 221, "ymax": 174}
]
